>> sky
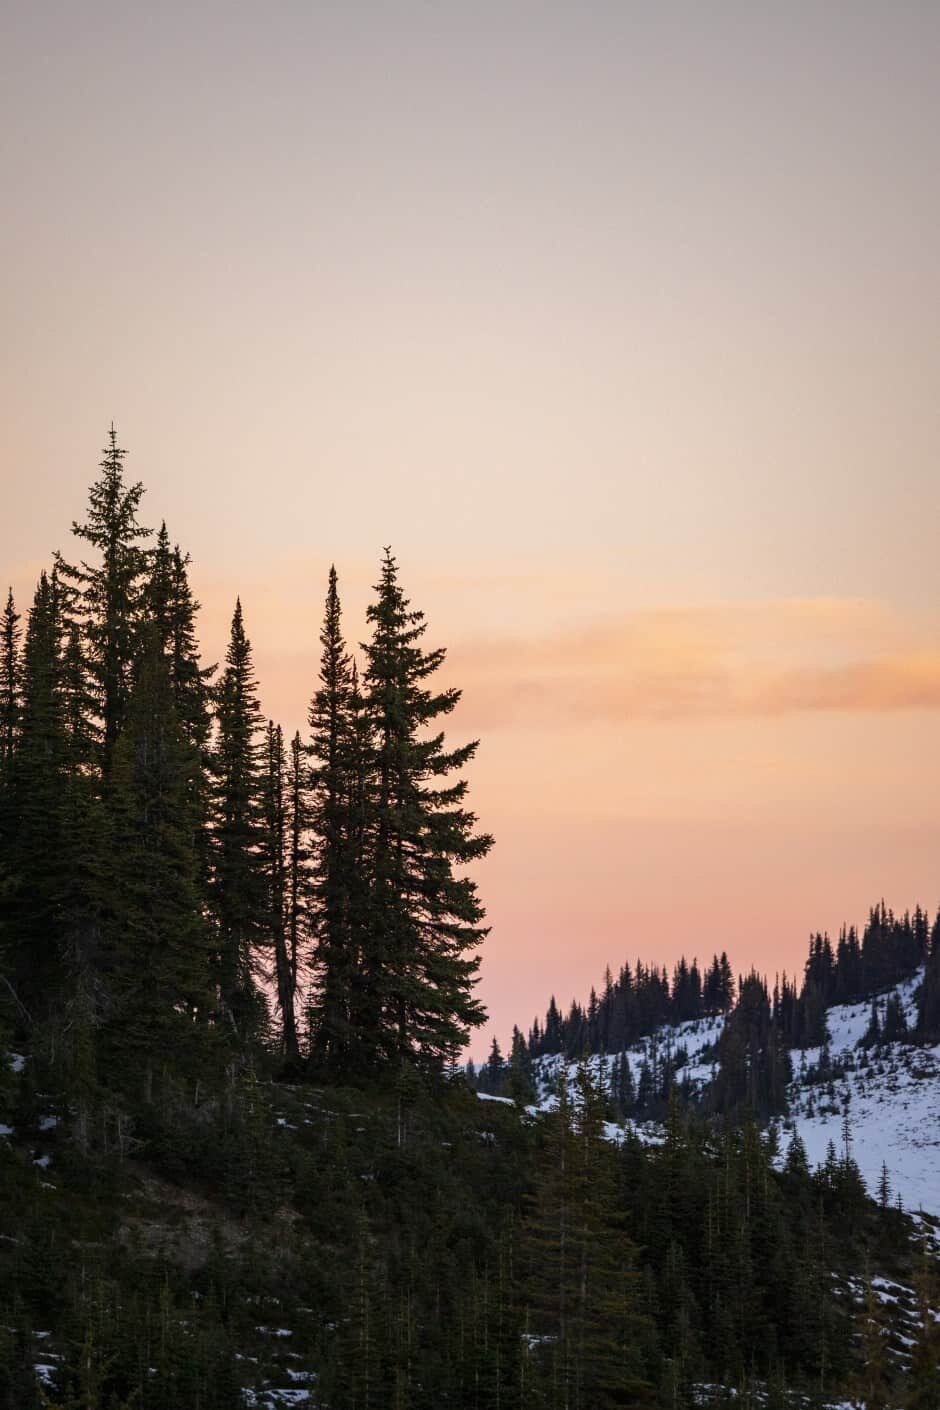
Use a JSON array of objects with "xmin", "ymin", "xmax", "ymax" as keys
[{"xmin": 2, "ymin": 3, "xmax": 940, "ymax": 1058}]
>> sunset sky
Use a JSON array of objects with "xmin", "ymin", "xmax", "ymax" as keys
[{"xmin": 3, "ymin": 3, "xmax": 940, "ymax": 1057}]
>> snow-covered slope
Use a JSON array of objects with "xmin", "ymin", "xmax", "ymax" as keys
[
  {"xmin": 787, "ymin": 970, "xmax": 940, "ymax": 1215},
  {"xmin": 531, "ymin": 1009, "xmax": 725, "ymax": 1099},
  {"xmin": 522, "ymin": 967, "xmax": 940, "ymax": 1216}
]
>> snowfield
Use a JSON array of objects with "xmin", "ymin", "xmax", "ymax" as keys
[
  {"xmin": 498, "ymin": 966, "xmax": 940, "ymax": 1216},
  {"xmin": 786, "ymin": 970, "xmax": 940, "ymax": 1216}
]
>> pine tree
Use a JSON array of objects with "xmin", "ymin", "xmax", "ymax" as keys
[
  {"xmin": 285, "ymin": 730, "xmax": 310, "ymax": 1056},
  {"xmin": 864, "ymin": 995, "xmax": 881, "ymax": 1047},
  {"xmin": 143, "ymin": 526, "xmax": 214, "ymax": 754},
  {"xmin": 919, "ymin": 914, "xmax": 940, "ymax": 1039},
  {"xmin": 544, "ymin": 996, "xmax": 563, "ymax": 1052},
  {"xmin": 0, "ymin": 589, "xmax": 22, "ymax": 986},
  {"xmin": 102, "ymin": 631, "xmax": 211, "ymax": 1103},
  {"xmin": 1, "ymin": 569, "xmax": 107, "ymax": 1108},
  {"xmin": 4, "ymin": 572, "xmax": 71, "ymax": 1018},
  {"xmin": 211, "ymin": 599, "xmax": 266, "ymax": 1039},
  {"xmin": 56, "ymin": 610, "xmax": 108, "ymax": 1123},
  {"xmin": 883, "ymin": 990, "xmax": 908, "ymax": 1042},
  {"xmin": 508, "ymin": 1023, "xmax": 534, "ymax": 1103},
  {"xmin": 261, "ymin": 720, "xmax": 299, "ymax": 1063},
  {"xmin": 145, "ymin": 529, "xmax": 215, "ymax": 902},
  {"xmin": 0, "ymin": 588, "xmax": 20, "ymax": 784},
  {"xmin": 341, "ymin": 663, "xmax": 375, "ymax": 1054},
  {"xmin": 783, "ymin": 1131, "xmax": 810, "ymax": 1183},
  {"xmin": 307, "ymin": 566, "xmax": 357, "ymax": 1069},
  {"xmin": 60, "ymin": 620, "xmax": 97, "ymax": 770},
  {"xmin": 484, "ymin": 1035, "xmax": 504, "ymax": 1093},
  {"xmin": 56, "ymin": 426, "xmax": 150, "ymax": 770},
  {"xmin": 877, "ymin": 1161, "xmax": 891, "ymax": 1210},
  {"xmin": 145, "ymin": 521, "xmax": 175, "ymax": 645},
  {"xmin": 616, "ymin": 1047, "xmax": 636, "ymax": 1115},
  {"xmin": 361, "ymin": 550, "xmax": 492, "ymax": 1070}
]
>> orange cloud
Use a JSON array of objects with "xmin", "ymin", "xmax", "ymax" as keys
[
  {"xmin": 759, "ymin": 651, "xmax": 940, "ymax": 714},
  {"xmin": 443, "ymin": 599, "xmax": 940, "ymax": 727}
]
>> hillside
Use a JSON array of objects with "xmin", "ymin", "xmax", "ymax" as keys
[
  {"xmin": 5, "ymin": 1038, "xmax": 940, "ymax": 1409},
  {"xmin": 524, "ymin": 967, "xmax": 940, "ymax": 1219}
]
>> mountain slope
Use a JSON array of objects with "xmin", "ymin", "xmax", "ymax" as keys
[{"xmin": 525, "ymin": 966, "xmax": 940, "ymax": 1218}]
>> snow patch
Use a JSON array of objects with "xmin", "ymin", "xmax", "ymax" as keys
[{"xmin": 526, "ymin": 966, "xmax": 940, "ymax": 1214}]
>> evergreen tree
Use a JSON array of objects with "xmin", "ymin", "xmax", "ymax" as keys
[
  {"xmin": 484, "ymin": 1035, "xmax": 504, "ymax": 1093},
  {"xmin": 863, "ymin": 995, "xmax": 881, "ymax": 1047},
  {"xmin": 261, "ymin": 720, "xmax": 299, "ymax": 1063},
  {"xmin": 340, "ymin": 663, "xmax": 374, "ymax": 1052},
  {"xmin": 285, "ymin": 730, "xmax": 310, "ymax": 1057},
  {"xmin": 56, "ymin": 427, "xmax": 150, "ymax": 770},
  {"xmin": 704, "ymin": 953, "xmax": 735, "ymax": 1013},
  {"xmin": 307, "ymin": 566, "xmax": 357, "ymax": 1069},
  {"xmin": 541, "ymin": 994, "xmax": 563, "ymax": 1052},
  {"xmin": 143, "ymin": 526, "xmax": 214, "ymax": 754},
  {"xmin": 710, "ymin": 972, "xmax": 790, "ymax": 1120},
  {"xmin": 877, "ymin": 1162, "xmax": 891, "ymax": 1210},
  {"xmin": 4, "ymin": 572, "xmax": 71, "ymax": 1018},
  {"xmin": 614, "ymin": 1047, "xmax": 636, "ymax": 1116},
  {"xmin": 919, "ymin": 912, "xmax": 940, "ymax": 1039},
  {"xmin": 883, "ymin": 990, "xmax": 908, "ymax": 1042},
  {"xmin": 144, "ymin": 521, "xmax": 175, "ymax": 645},
  {"xmin": 0, "ymin": 589, "xmax": 22, "ymax": 987},
  {"xmin": 101, "ymin": 631, "xmax": 211, "ymax": 1103},
  {"xmin": 508, "ymin": 1023, "xmax": 535, "ymax": 1103},
  {"xmin": 211, "ymin": 599, "xmax": 266, "ymax": 1039},
  {"xmin": 361, "ymin": 550, "xmax": 492, "ymax": 1070},
  {"xmin": 0, "ymin": 588, "xmax": 20, "ymax": 785},
  {"xmin": 60, "ymin": 621, "xmax": 97, "ymax": 771},
  {"xmin": 145, "ymin": 529, "xmax": 214, "ymax": 897},
  {"xmin": 783, "ymin": 1131, "xmax": 810, "ymax": 1183},
  {"xmin": 0, "ymin": 570, "xmax": 106, "ymax": 1120}
]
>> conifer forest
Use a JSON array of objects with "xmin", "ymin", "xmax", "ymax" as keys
[{"xmin": 1, "ymin": 433, "xmax": 939, "ymax": 1410}]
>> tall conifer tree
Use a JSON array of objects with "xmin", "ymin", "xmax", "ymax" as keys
[
  {"xmin": 60, "ymin": 622, "xmax": 98, "ymax": 772},
  {"xmin": 211, "ymin": 599, "xmax": 266, "ymax": 1038},
  {"xmin": 337, "ymin": 661, "xmax": 375, "ymax": 1060},
  {"xmin": 103, "ymin": 632, "xmax": 210, "ymax": 1101},
  {"xmin": 0, "ymin": 589, "xmax": 22, "ymax": 946},
  {"xmin": 308, "ymin": 567, "xmax": 357, "ymax": 1068},
  {"xmin": 286, "ymin": 730, "xmax": 309, "ymax": 1054},
  {"xmin": 143, "ymin": 525, "xmax": 213, "ymax": 753},
  {"xmin": 143, "ymin": 525, "xmax": 214, "ymax": 886},
  {"xmin": 0, "ymin": 588, "xmax": 20, "ymax": 784},
  {"xmin": 261, "ymin": 720, "xmax": 299, "ymax": 1062},
  {"xmin": 361, "ymin": 550, "xmax": 492, "ymax": 1070},
  {"xmin": 5, "ymin": 573, "xmax": 71, "ymax": 1017},
  {"xmin": 57, "ymin": 426, "xmax": 150, "ymax": 771},
  {"xmin": 145, "ymin": 521, "xmax": 175, "ymax": 644}
]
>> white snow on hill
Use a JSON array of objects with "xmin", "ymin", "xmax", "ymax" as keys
[
  {"xmin": 506, "ymin": 966, "xmax": 940, "ymax": 1216},
  {"xmin": 787, "ymin": 970, "xmax": 940, "ymax": 1216},
  {"xmin": 533, "ymin": 1009, "xmax": 726, "ymax": 1094}
]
